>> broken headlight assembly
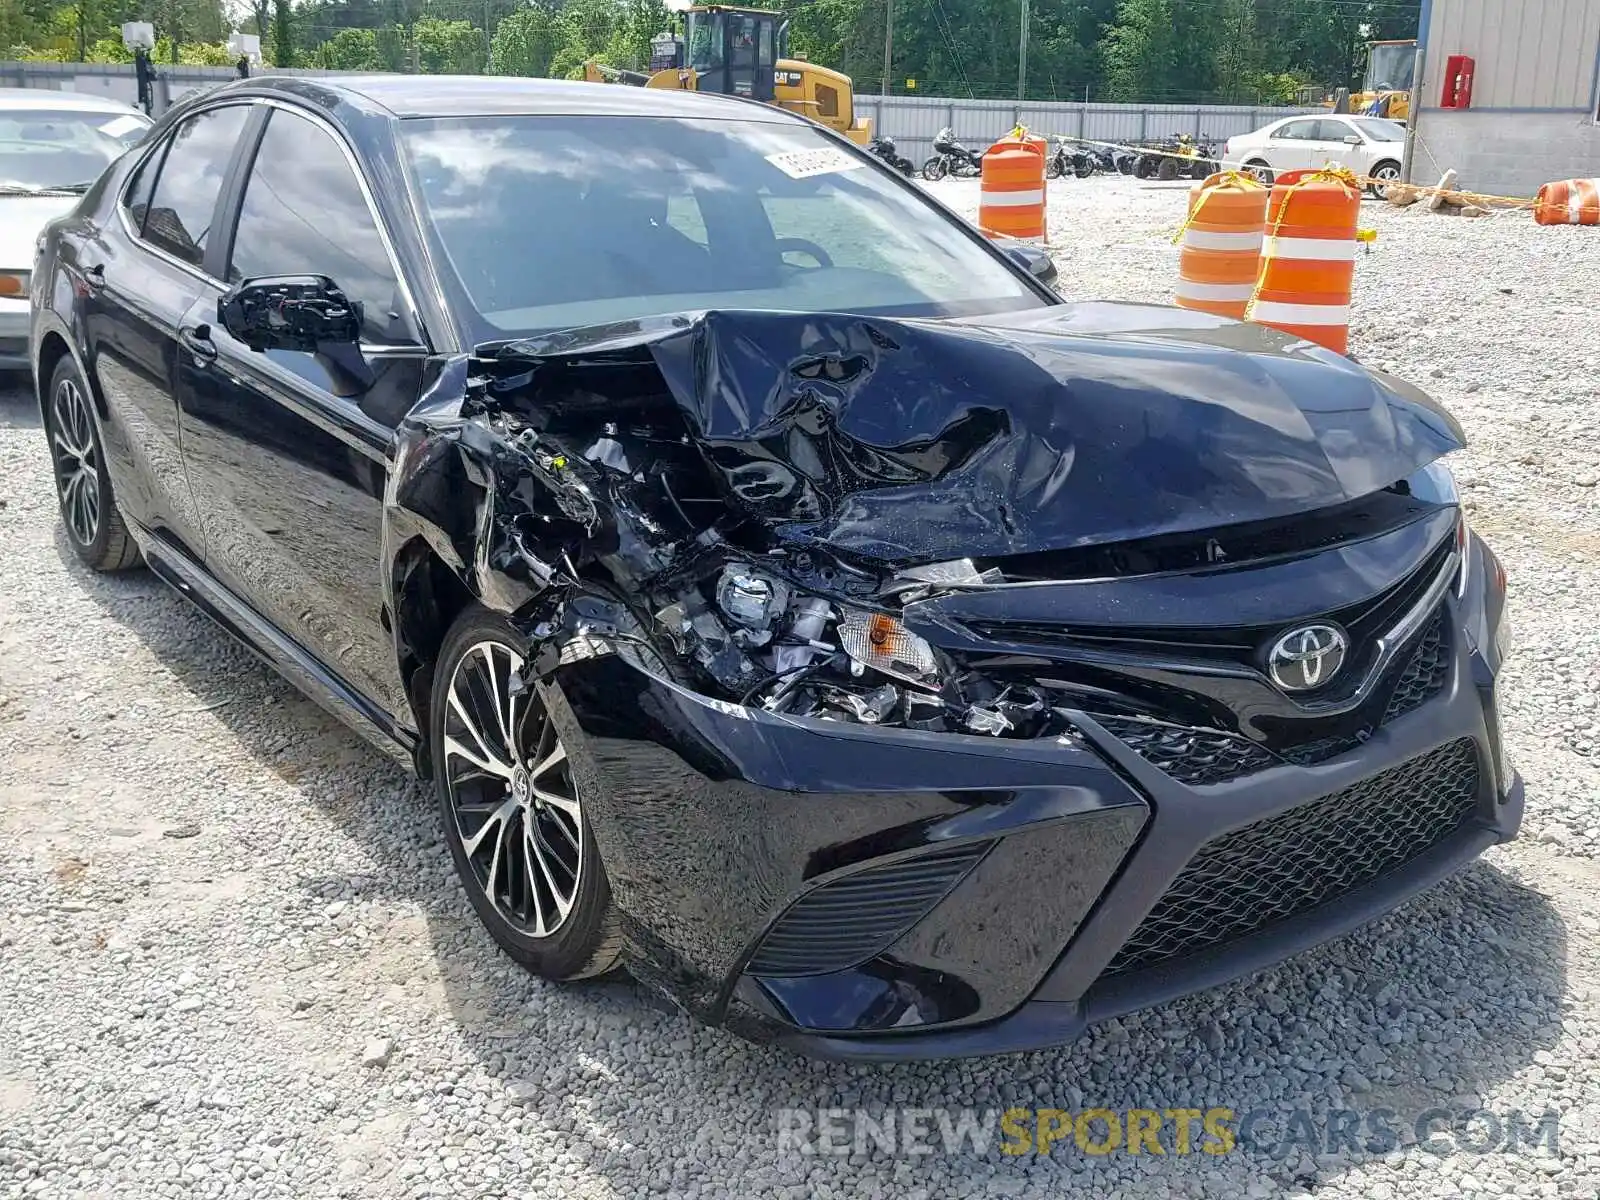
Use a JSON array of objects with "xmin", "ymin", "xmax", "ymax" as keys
[{"xmin": 653, "ymin": 557, "xmax": 1059, "ymax": 738}]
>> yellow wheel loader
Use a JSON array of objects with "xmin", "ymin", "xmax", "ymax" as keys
[
  {"xmin": 1324, "ymin": 38, "xmax": 1417, "ymax": 121},
  {"xmin": 583, "ymin": 6, "xmax": 873, "ymax": 145}
]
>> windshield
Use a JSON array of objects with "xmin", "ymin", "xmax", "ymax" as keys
[
  {"xmin": 399, "ymin": 115, "xmax": 1046, "ymax": 343},
  {"xmin": 0, "ymin": 107, "xmax": 150, "ymax": 192},
  {"xmin": 1363, "ymin": 43, "xmax": 1416, "ymax": 93},
  {"xmin": 1350, "ymin": 117, "xmax": 1405, "ymax": 142}
]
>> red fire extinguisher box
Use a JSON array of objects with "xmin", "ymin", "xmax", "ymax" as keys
[{"xmin": 1440, "ymin": 53, "xmax": 1475, "ymax": 108}]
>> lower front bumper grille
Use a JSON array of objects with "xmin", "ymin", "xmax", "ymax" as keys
[
  {"xmin": 1103, "ymin": 737, "xmax": 1481, "ymax": 977},
  {"xmin": 745, "ymin": 841, "xmax": 991, "ymax": 977}
]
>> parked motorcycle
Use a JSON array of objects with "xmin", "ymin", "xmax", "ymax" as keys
[
  {"xmin": 867, "ymin": 135, "xmax": 916, "ymax": 177},
  {"xmin": 1044, "ymin": 137, "xmax": 1095, "ymax": 180},
  {"xmin": 920, "ymin": 127, "xmax": 984, "ymax": 181}
]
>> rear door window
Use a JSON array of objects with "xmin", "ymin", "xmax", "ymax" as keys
[
  {"xmin": 1273, "ymin": 120, "xmax": 1318, "ymax": 141},
  {"xmin": 137, "ymin": 104, "xmax": 250, "ymax": 269}
]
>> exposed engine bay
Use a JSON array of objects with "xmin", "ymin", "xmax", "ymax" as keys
[{"xmin": 387, "ymin": 306, "xmax": 1466, "ymax": 741}]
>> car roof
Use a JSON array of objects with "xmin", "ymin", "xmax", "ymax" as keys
[
  {"xmin": 228, "ymin": 73, "xmax": 803, "ymax": 123},
  {"xmin": 0, "ymin": 87, "xmax": 147, "ymax": 115}
]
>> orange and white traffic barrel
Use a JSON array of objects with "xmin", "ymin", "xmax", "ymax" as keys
[
  {"xmin": 1534, "ymin": 178, "xmax": 1600, "ymax": 225},
  {"xmin": 1175, "ymin": 171, "xmax": 1268, "ymax": 319},
  {"xmin": 980, "ymin": 131, "xmax": 1047, "ymax": 240},
  {"xmin": 1248, "ymin": 168, "xmax": 1361, "ymax": 354}
]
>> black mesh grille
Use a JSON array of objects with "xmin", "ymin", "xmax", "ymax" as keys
[
  {"xmin": 1383, "ymin": 612, "xmax": 1450, "ymax": 723},
  {"xmin": 1093, "ymin": 715, "xmax": 1276, "ymax": 787},
  {"xmin": 1103, "ymin": 738, "xmax": 1481, "ymax": 977},
  {"xmin": 1100, "ymin": 608, "xmax": 1453, "ymax": 784},
  {"xmin": 745, "ymin": 842, "xmax": 990, "ymax": 977}
]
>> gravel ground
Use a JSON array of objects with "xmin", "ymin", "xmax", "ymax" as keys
[{"xmin": 2, "ymin": 174, "xmax": 1599, "ymax": 1200}]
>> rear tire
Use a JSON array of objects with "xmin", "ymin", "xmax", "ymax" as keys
[
  {"xmin": 1134, "ymin": 155, "xmax": 1156, "ymax": 179},
  {"xmin": 1156, "ymin": 156, "xmax": 1179, "ymax": 181},
  {"xmin": 43, "ymin": 355, "xmax": 140, "ymax": 573},
  {"xmin": 431, "ymin": 605, "xmax": 622, "ymax": 982},
  {"xmin": 1369, "ymin": 160, "xmax": 1401, "ymax": 199}
]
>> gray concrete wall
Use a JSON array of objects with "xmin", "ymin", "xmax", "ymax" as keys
[{"xmin": 1410, "ymin": 108, "xmax": 1600, "ymax": 196}]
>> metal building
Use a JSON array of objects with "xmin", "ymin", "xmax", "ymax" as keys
[{"xmin": 1412, "ymin": 0, "xmax": 1600, "ymax": 197}]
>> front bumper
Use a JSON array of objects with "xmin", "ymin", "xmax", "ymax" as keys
[
  {"xmin": 0, "ymin": 298, "xmax": 28, "ymax": 369},
  {"xmin": 544, "ymin": 538, "xmax": 1518, "ymax": 1060}
]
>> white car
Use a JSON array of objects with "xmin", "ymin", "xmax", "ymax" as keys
[
  {"xmin": 1224, "ymin": 114, "xmax": 1408, "ymax": 198},
  {"xmin": 0, "ymin": 88, "xmax": 151, "ymax": 370}
]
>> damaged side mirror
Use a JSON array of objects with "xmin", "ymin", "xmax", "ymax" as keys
[
  {"xmin": 219, "ymin": 274, "xmax": 363, "ymax": 353},
  {"xmin": 218, "ymin": 274, "xmax": 374, "ymax": 395},
  {"xmin": 1001, "ymin": 244, "xmax": 1059, "ymax": 288}
]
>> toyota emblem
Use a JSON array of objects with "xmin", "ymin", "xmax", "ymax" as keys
[{"xmin": 1267, "ymin": 624, "xmax": 1349, "ymax": 692}]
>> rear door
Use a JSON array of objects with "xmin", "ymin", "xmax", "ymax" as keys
[
  {"xmin": 174, "ymin": 102, "xmax": 427, "ymax": 729},
  {"xmin": 1266, "ymin": 118, "xmax": 1320, "ymax": 172},
  {"xmin": 1310, "ymin": 118, "xmax": 1360, "ymax": 170},
  {"xmin": 81, "ymin": 102, "xmax": 252, "ymax": 561}
]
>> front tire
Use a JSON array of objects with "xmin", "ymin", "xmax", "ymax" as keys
[
  {"xmin": 44, "ymin": 355, "xmax": 139, "ymax": 572},
  {"xmin": 1245, "ymin": 159, "xmax": 1275, "ymax": 186},
  {"xmin": 1156, "ymin": 156, "xmax": 1180, "ymax": 181},
  {"xmin": 431, "ymin": 605, "xmax": 621, "ymax": 982},
  {"xmin": 921, "ymin": 156, "xmax": 947, "ymax": 182}
]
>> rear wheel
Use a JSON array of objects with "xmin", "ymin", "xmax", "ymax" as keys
[
  {"xmin": 1073, "ymin": 157, "xmax": 1093, "ymax": 179},
  {"xmin": 432, "ymin": 605, "xmax": 621, "ymax": 982},
  {"xmin": 1156, "ymin": 156, "xmax": 1180, "ymax": 181},
  {"xmin": 920, "ymin": 156, "xmax": 947, "ymax": 182},
  {"xmin": 1369, "ymin": 160, "xmax": 1401, "ymax": 199},
  {"xmin": 44, "ymin": 355, "xmax": 140, "ymax": 573}
]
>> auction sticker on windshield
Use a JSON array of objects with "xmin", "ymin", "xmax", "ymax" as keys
[{"xmin": 766, "ymin": 148, "xmax": 865, "ymax": 179}]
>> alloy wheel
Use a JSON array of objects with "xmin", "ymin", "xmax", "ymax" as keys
[
  {"xmin": 50, "ymin": 377, "xmax": 100, "ymax": 548},
  {"xmin": 1372, "ymin": 163, "xmax": 1401, "ymax": 198},
  {"xmin": 443, "ymin": 641, "xmax": 583, "ymax": 938}
]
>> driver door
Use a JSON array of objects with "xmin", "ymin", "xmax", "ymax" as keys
[{"xmin": 174, "ymin": 102, "xmax": 425, "ymax": 727}]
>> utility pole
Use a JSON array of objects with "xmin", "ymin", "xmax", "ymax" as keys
[
  {"xmin": 1016, "ymin": 0, "xmax": 1029, "ymax": 100},
  {"xmin": 880, "ymin": 0, "xmax": 893, "ymax": 96},
  {"xmin": 483, "ymin": 0, "xmax": 491, "ymax": 68}
]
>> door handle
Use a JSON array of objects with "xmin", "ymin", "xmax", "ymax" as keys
[{"xmin": 179, "ymin": 323, "xmax": 218, "ymax": 363}]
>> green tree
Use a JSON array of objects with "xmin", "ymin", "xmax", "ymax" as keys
[
  {"xmin": 271, "ymin": 0, "xmax": 293, "ymax": 65},
  {"xmin": 413, "ymin": 15, "xmax": 482, "ymax": 72},
  {"xmin": 488, "ymin": 5, "xmax": 560, "ymax": 76},
  {"xmin": 315, "ymin": 24, "xmax": 383, "ymax": 67}
]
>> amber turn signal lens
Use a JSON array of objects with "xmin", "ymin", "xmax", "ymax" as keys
[{"xmin": 0, "ymin": 272, "xmax": 29, "ymax": 298}]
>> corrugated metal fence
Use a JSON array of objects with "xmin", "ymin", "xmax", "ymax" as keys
[
  {"xmin": 3, "ymin": 61, "xmax": 1314, "ymax": 160},
  {"xmin": 0, "ymin": 60, "xmax": 342, "ymax": 112},
  {"xmin": 858, "ymin": 95, "xmax": 1316, "ymax": 161}
]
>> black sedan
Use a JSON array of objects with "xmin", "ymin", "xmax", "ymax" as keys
[{"xmin": 29, "ymin": 74, "xmax": 1518, "ymax": 1060}]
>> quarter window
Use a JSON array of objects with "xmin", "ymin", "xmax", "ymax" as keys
[
  {"xmin": 228, "ymin": 108, "xmax": 411, "ymax": 345},
  {"xmin": 123, "ymin": 141, "xmax": 166, "ymax": 234},
  {"xmin": 138, "ymin": 104, "xmax": 250, "ymax": 268}
]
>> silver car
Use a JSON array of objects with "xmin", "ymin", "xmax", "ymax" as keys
[{"xmin": 0, "ymin": 87, "xmax": 151, "ymax": 369}]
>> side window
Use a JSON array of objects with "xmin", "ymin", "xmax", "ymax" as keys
[
  {"xmin": 1318, "ymin": 119, "xmax": 1356, "ymax": 141},
  {"xmin": 122, "ymin": 141, "xmax": 166, "ymax": 235},
  {"xmin": 1273, "ymin": 120, "xmax": 1316, "ymax": 141},
  {"xmin": 139, "ymin": 105, "xmax": 250, "ymax": 268},
  {"xmin": 228, "ymin": 109, "xmax": 412, "ymax": 346}
]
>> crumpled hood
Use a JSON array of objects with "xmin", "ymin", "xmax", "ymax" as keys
[{"xmin": 504, "ymin": 303, "xmax": 1465, "ymax": 565}]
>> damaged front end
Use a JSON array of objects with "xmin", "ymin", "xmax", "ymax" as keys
[
  {"xmin": 384, "ymin": 305, "xmax": 1517, "ymax": 1056},
  {"xmin": 387, "ymin": 304, "xmax": 1468, "ymax": 747}
]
